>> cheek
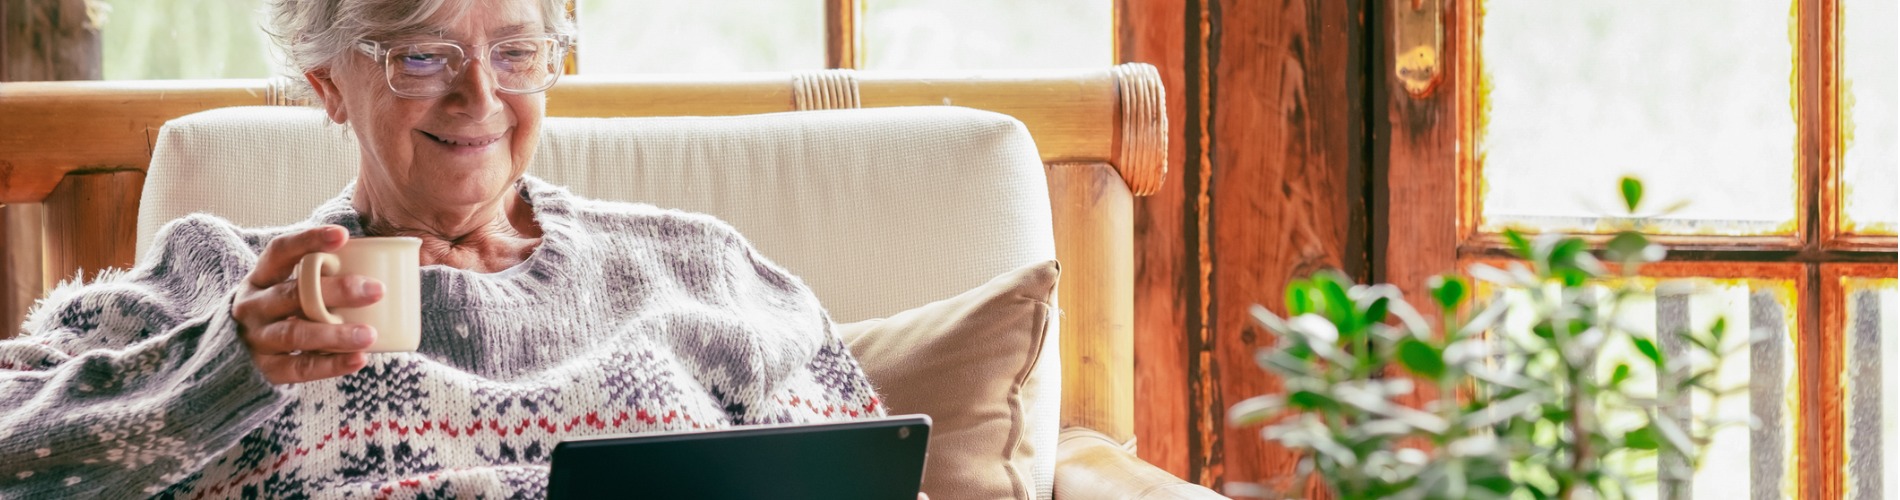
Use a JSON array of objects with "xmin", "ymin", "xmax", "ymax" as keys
[{"xmin": 507, "ymin": 95, "xmax": 544, "ymax": 161}]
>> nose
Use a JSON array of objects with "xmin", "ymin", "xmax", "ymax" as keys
[{"xmin": 442, "ymin": 51, "xmax": 504, "ymax": 120}]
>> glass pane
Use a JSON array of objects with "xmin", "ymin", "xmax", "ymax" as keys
[
  {"xmin": 861, "ymin": 0, "xmax": 1111, "ymax": 70},
  {"xmin": 1842, "ymin": 277, "xmax": 1897, "ymax": 500},
  {"xmin": 99, "ymin": 0, "xmax": 278, "ymax": 79},
  {"xmin": 1479, "ymin": 1, "xmax": 1797, "ymax": 235},
  {"xmin": 1483, "ymin": 277, "xmax": 1800, "ymax": 499},
  {"xmin": 1842, "ymin": 0, "xmax": 1899, "ymax": 235},
  {"xmin": 576, "ymin": 0, "xmax": 822, "ymax": 73}
]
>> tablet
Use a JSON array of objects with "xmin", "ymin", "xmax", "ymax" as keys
[{"xmin": 547, "ymin": 415, "xmax": 931, "ymax": 499}]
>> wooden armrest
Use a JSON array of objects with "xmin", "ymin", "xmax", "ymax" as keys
[{"xmin": 1055, "ymin": 427, "xmax": 1226, "ymax": 500}]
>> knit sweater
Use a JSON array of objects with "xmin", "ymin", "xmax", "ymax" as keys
[{"xmin": 0, "ymin": 176, "xmax": 884, "ymax": 499}]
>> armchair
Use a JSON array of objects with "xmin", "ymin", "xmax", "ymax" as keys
[{"xmin": 0, "ymin": 65, "xmax": 1221, "ymax": 499}]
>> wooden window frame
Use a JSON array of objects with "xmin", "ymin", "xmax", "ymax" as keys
[{"xmin": 1381, "ymin": 0, "xmax": 1897, "ymax": 498}]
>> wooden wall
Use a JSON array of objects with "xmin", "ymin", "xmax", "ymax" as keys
[{"xmin": 1120, "ymin": 0, "xmax": 1371, "ymax": 491}]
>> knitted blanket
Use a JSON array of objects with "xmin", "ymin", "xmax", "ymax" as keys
[{"xmin": 0, "ymin": 176, "xmax": 884, "ymax": 499}]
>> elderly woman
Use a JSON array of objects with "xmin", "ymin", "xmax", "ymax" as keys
[{"xmin": 0, "ymin": 0, "xmax": 883, "ymax": 497}]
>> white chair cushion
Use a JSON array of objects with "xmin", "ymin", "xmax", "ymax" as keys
[{"xmin": 141, "ymin": 105, "xmax": 1060, "ymax": 499}]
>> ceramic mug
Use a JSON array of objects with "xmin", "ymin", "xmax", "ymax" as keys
[{"xmin": 297, "ymin": 237, "xmax": 423, "ymax": 353}]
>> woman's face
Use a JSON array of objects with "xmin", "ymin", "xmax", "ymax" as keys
[{"xmin": 310, "ymin": 0, "xmax": 547, "ymax": 211}]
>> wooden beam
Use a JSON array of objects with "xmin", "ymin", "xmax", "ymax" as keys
[
  {"xmin": 2, "ymin": 0, "xmax": 101, "ymax": 339},
  {"xmin": 0, "ymin": 67, "xmax": 1168, "ymax": 204},
  {"xmin": 1184, "ymin": 0, "xmax": 1220, "ymax": 487},
  {"xmin": 1120, "ymin": 0, "xmax": 1195, "ymax": 479},
  {"xmin": 1049, "ymin": 162, "xmax": 1138, "ymax": 441},
  {"xmin": 39, "ymin": 170, "xmax": 143, "ymax": 294},
  {"xmin": 1210, "ymin": 0, "xmax": 1370, "ymax": 492},
  {"xmin": 825, "ymin": 0, "xmax": 858, "ymax": 69},
  {"xmin": 1375, "ymin": 0, "xmax": 1461, "ymax": 342},
  {"xmin": 1798, "ymin": 0, "xmax": 1842, "ymax": 496}
]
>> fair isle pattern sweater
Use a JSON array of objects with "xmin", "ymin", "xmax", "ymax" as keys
[{"xmin": 0, "ymin": 176, "xmax": 884, "ymax": 499}]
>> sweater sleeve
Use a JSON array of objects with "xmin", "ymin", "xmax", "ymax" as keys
[{"xmin": 0, "ymin": 215, "xmax": 294, "ymax": 498}]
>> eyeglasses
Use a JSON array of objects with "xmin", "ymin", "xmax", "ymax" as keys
[{"xmin": 354, "ymin": 35, "xmax": 567, "ymax": 99}]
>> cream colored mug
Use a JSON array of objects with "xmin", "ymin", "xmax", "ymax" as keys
[{"xmin": 297, "ymin": 237, "xmax": 423, "ymax": 353}]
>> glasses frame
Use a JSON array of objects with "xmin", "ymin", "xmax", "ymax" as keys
[{"xmin": 354, "ymin": 35, "xmax": 569, "ymax": 99}]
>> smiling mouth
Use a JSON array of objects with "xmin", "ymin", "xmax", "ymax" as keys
[{"xmin": 421, "ymin": 131, "xmax": 504, "ymax": 147}]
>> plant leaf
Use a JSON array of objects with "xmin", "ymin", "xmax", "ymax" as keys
[
  {"xmin": 1318, "ymin": 273, "xmax": 1356, "ymax": 333},
  {"xmin": 1504, "ymin": 229, "xmax": 1533, "ymax": 259},
  {"xmin": 1652, "ymin": 415, "xmax": 1695, "ymax": 453},
  {"xmin": 1621, "ymin": 176, "xmax": 1644, "ymax": 213},
  {"xmin": 1363, "ymin": 296, "xmax": 1391, "ymax": 327},
  {"xmin": 1288, "ymin": 284, "xmax": 1314, "ymax": 316},
  {"xmin": 1606, "ymin": 230, "xmax": 1653, "ymax": 264},
  {"xmin": 1609, "ymin": 363, "xmax": 1632, "ymax": 388},
  {"xmin": 1397, "ymin": 338, "xmax": 1447, "ymax": 381},
  {"xmin": 1288, "ymin": 315, "xmax": 1342, "ymax": 346},
  {"xmin": 1469, "ymin": 264, "xmax": 1516, "ymax": 286},
  {"xmin": 1624, "ymin": 425, "xmax": 1660, "ymax": 450},
  {"xmin": 1429, "ymin": 274, "xmax": 1468, "ymax": 310},
  {"xmin": 1632, "ymin": 336, "xmax": 1664, "ymax": 367},
  {"xmin": 1286, "ymin": 390, "xmax": 1336, "ymax": 411},
  {"xmin": 1228, "ymin": 394, "xmax": 1286, "ymax": 426},
  {"xmin": 1546, "ymin": 237, "xmax": 1587, "ymax": 274}
]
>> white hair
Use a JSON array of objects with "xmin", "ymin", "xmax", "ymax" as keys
[{"xmin": 265, "ymin": 0, "xmax": 576, "ymax": 97}]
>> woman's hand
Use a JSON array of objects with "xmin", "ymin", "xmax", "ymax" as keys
[{"xmin": 231, "ymin": 225, "xmax": 384, "ymax": 385}]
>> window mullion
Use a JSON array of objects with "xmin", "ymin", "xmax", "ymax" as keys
[
  {"xmin": 825, "ymin": 0, "xmax": 859, "ymax": 69},
  {"xmin": 1796, "ymin": 0, "xmax": 1844, "ymax": 496}
]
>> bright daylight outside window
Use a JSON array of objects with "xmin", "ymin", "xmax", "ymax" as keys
[
  {"xmin": 98, "ymin": 0, "xmax": 278, "ymax": 79},
  {"xmin": 574, "ymin": 0, "xmax": 1110, "ymax": 73},
  {"xmin": 1480, "ymin": 0, "xmax": 1797, "ymax": 236},
  {"xmin": 1477, "ymin": 0, "xmax": 1897, "ymax": 498},
  {"xmin": 98, "ymin": 1, "xmax": 1111, "ymax": 77}
]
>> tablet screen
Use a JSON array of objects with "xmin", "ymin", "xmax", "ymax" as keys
[{"xmin": 548, "ymin": 415, "xmax": 931, "ymax": 499}]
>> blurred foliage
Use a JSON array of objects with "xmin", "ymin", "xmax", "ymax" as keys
[
  {"xmin": 97, "ymin": 0, "xmax": 278, "ymax": 80},
  {"xmin": 1231, "ymin": 178, "xmax": 1749, "ymax": 500}
]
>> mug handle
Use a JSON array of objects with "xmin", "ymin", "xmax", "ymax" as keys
[{"xmin": 298, "ymin": 253, "xmax": 345, "ymax": 324}]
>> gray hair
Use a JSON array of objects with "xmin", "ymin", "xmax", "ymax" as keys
[{"xmin": 265, "ymin": 0, "xmax": 576, "ymax": 98}]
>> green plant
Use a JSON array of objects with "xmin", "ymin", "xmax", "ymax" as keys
[{"xmin": 1229, "ymin": 178, "xmax": 1747, "ymax": 499}]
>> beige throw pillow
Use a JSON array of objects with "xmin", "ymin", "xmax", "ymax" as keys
[{"xmin": 838, "ymin": 260, "xmax": 1059, "ymax": 500}]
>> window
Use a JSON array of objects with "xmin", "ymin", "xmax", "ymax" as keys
[
  {"xmin": 95, "ymin": 0, "xmax": 1111, "ymax": 79},
  {"xmin": 97, "ymin": 0, "xmax": 278, "ymax": 79},
  {"xmin": 1456, "ymin": 0, "xmax": 1897, "ymax": 497},
  {"xmin": 573, "ymin": 0, "xmax": 1110, "ymax": 73}
]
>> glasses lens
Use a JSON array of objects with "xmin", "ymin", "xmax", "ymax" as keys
[
  {"xmin": 490, "ymin": 38, "xmax": 559, "ymax": 92},
  {"xmin": 386, "ymin": 43, "xmax": 462, "ymax": 97},
  {"xmin": 380, "ymin": 38, "xmax": 562, "ymax": 97}
]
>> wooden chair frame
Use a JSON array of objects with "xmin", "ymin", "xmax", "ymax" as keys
[{"xmin": 0, "ymin": 63, "xmax": 1220, "ymax": 498}]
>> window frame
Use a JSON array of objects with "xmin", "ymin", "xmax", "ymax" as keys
[{"xmin": 1381, "ymin": 0, "xmax": 1896, "ymax": 497}]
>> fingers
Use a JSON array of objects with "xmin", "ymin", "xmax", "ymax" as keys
[
  {"xmin": 247, "ymin": 317, "xmax": 378, "ymax": 355},
  {"xmin": 234, "ymin": 275, "xmax": 385, "ymax": 324},
  {"xmin": 247, "ymin": 225, "xmax": 348, "ymax": 289},
  {"xmin": 256, "ymin": 351, "xmax": 369, "ymax": 385}
]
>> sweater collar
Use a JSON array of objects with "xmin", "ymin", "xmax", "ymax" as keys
[{"xmin": 302, "ymin": 175, "xmax": 581, "ymax": 305}]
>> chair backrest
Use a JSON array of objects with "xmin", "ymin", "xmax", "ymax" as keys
[
  {"xmin": 140, "ymin": 105, "xmax": 1062, "ymax": 497},
  {"xmin": 138, "ymin": 106, "xmax": 1057, "ymax": 323}
]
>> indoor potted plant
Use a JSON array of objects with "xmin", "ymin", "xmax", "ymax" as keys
[{"xmin": 1231, "ymin": 178, "xmax": 1747, "ymax": 499}]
